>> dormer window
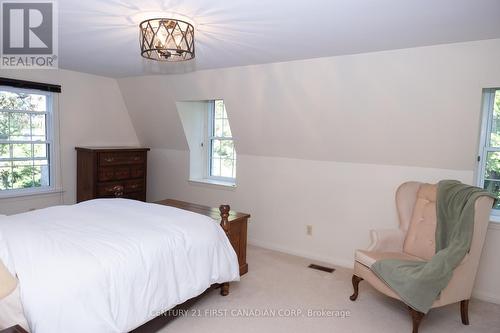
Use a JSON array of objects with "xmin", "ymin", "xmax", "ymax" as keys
[{"xmin": 177, "ymin": 99, "xmax": 236, "ymax": 188}]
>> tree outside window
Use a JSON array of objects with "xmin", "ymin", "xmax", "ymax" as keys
[{"xmin": 0, "ymin": 89, "xmax": 51, "ymax": 191}]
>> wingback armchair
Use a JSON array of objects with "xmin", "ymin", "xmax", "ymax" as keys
[{"xmin": 349, "ymin": 182, "xmax": 494, "ymax": 333}]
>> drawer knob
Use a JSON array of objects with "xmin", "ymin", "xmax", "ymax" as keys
[
  {"xmin": 104, "ymin": 157, "xmax": 115, "ymax": 162},
  {"xmin": 130, "ymin": 184, "xmax": 138, "ymax": 189},
  {"xmin": 110, "ymin": 185, "xmax": 124, "ymax": 197},
  {"xmin": 133, "ymin": 156, "xmax": 140, "ymax": 161}
]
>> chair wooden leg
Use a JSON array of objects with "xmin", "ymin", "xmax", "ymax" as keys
[
  {"xmin": 460, "ymin": 299, "xmax": 470, "ymax": 325},
  {"xmin": 220, "ymin": 282, "xmax": 230, "ymax": 296},
  {"xmin": 408, "ymin": 307, "xmax": 425, "ymax": 333},
  {"xmin": 349, "ymin": 275, "xmax": 363, "ymax": 301}
]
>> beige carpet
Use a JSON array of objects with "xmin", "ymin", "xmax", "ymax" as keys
[{"xmin": 157, "ymin": 246, "xmax": 500, "ymax": 333}]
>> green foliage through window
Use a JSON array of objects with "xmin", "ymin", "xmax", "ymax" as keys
[
  {"xmin": 209, "ymin": 100, "xmax": 236, "ymax": 179},
  {"xmin": 0, "ymin": 89, "xmax": 51, "ymax": 191},
  {"xmin": 480, "ymin": 90, "xmax": 500, "ymax": 209}
]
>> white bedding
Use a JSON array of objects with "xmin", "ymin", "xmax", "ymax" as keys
[{"xmin": 0, "ymin": 199, "xmax": 240, "ymax": 333}]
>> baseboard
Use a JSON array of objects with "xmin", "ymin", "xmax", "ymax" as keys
[
  {"xmin": 248, "ymin": 239, "xmax": 354, "ymax": 269},
  {"xmin": 472, "ymin": 290, "xmax": 500, "ymax": 304}
]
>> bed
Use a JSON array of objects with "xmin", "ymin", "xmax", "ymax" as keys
[{"xmin": 0, "ymin": 198, "xmax": 240, "ymax": 333}]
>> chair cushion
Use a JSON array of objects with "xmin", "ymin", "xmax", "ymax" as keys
[
  {"xmin": 403, "ymin": 183, "xmax": 437, "ymax": 260},
  {"xmin": 355, "ymin": 249, "xmax": 424, "ymax": 267}
]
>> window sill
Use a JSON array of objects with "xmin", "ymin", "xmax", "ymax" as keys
[
  {"xmin": 0, "ymin": 187, "xmax": 64, "ymax": 199},
  {"xmin": 488, "ymin": 216, "xmax": 500, "ymax": 230},
  {"xmin": 489, "ymin": 222, "xmax": 500, "ymax": 231},
  {"xmin": 490, "ymin": 215, "xmax": 500, "ymax": 223},
  {"xmin": 188, "ymin": 178, "xmax": 237, "ymax": 189}
]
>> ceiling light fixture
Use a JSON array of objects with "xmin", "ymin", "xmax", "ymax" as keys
[{"xmin": 140, "ymin": 18, "xmax": 195, "ymax": 62}]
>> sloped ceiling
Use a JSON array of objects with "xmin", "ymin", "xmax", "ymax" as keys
[
  {"xmin": 118, "ymin": 39, "xmax": 500, "ymax": 170},
  {"xmin": 60, "ymin": 0, "xmax": 500, "ymax": 77}
]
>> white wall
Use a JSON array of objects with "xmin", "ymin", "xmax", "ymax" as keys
[
  {"xmin": 0, "ymin": 69, "xmax": 139, "ymax": 214},
  {"xmin": 118, "ymin": 39, "xmax": 500, "ymax": 303},
  {"xmin": 119, "ymin": 38, "xmax": 500, "ymax": 170}
]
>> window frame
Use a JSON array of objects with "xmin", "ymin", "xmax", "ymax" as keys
[
  {"xmin": 0, "ymin": 85, "xmax": 55, "ymax": 197},
  {"xmin": 204, "ymin": 100, "xmax": 236, "ymax": 183}
]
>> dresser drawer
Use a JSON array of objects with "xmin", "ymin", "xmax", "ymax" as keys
[
  {"xmin": 124, "ymin": 192, "xmax": 145, "ymax": 201},
  {"xmin": 97, "ymin": 179, "xmax": 144, "ymax": 197},
  {"xmin": 98, "ymin": 166, "xmax": 130, "ymax": 181},
  {"xmin": 130, "ymin": 165, "xmax": 145, "ymax": 178},
  {"xmin": 97, "ymin": 182, "xmax": 125, "ymax": 197},
  {"xmin": 99, "ymin": 152, "xmax": 145, "ymax": 166},
  {"xmin": 125, "ymin": 179, "xmax": 144, "ymax": 193}
]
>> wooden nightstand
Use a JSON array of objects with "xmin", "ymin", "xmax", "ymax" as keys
[{"xmin": 0, "ymin": 325, "xmax": 28, "ymax": 333}]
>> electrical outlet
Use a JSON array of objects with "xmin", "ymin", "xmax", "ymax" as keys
[{"xmin": 306, "ymin": 225, "xmax": 313, "ymax": 236}]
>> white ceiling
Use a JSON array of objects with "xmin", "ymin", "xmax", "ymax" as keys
[{"xmin": 59, "ymin": 0, "xmax": 500, "ymax": 78}]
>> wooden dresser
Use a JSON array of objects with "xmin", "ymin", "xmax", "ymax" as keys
[
  {"xmin": 155, "ymin": 199, "xmax": 250, "ymax": 276},
  {"xmin": 76, "ymin": 147, "xmax": 150, "ymax": 203}
]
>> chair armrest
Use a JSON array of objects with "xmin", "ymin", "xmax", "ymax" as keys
[{"xmin": 367, "ymin": 229, "xmax": 405, "ymax": 252}]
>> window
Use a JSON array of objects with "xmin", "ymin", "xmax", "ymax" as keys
[
  {"xmin": 176, "ymin": 99, "xmax": 236, "ymax": 187},
  {"xmin": 206, "ymin": 100, "xmax": 236, "ymax": 181},
  {"xmin": 0, "ymin": 86, "xmax": 53, "ymax": 193},
  {"xmin": 477, "ymin": 88, "xmax": 500, "ymax": 215}
]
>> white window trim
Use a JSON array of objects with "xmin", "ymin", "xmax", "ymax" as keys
[
  {"xmin": 0, "ymin": 85, "xmax": 57, "ymax": 197},
  {"xmin": 476, "ymin": 88, "xmax": 500, "ymax": 221},
  {"xmin": 0, "ymin": 187, "xmax": 63, "ymax": 199},
  {"xmin": 188, "ymin": 178, "xmax": 237, "ymax": 189},
  {"xmin": 203, "ymin": 100, "xmax": 236, "ymax": 184}
]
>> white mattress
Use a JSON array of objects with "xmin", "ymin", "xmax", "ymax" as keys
[{"xmin": 0, "ymin": 199, "xmax": 239, "ymax": 333}]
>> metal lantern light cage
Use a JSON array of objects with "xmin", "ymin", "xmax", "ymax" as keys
[{"xmin": 140, "ymin": 18, "xmax": 195, "ymax": 61}]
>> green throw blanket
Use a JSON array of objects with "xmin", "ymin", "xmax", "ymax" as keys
[{"xmin": 371, "ymin": 180, "xmax": 494, "ymax": 313}]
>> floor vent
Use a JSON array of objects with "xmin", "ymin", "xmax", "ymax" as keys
[{"xmin": 308, "ymin": 264, "xmax": 335, "ymax": 273}]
